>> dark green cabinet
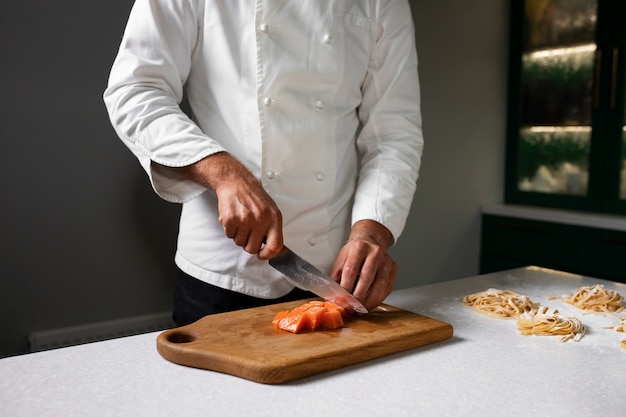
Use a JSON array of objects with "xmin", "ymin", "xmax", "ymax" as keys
[
  {"xmin": 480, "ymin": 213, "xmax": 626, "ymax": 283},
  {"xmin": 578, "ymin": 227, "xmax": 626, "ymax": 278},
  {"xmin": 505, "ymin": 0, "xmax": 626, "ymax": 215}
]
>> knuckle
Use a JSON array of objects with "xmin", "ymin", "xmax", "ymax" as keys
[
  {"xmin": 343, "ymin": 263, "xmax": 359, "ymax": 275},
  {"xmin": 371, "ymin": 244, "xmax": 384, "ymax": 256},
  {"xmin": 245, "ymin": 244, "xmax": 260, "ymax": 254}
]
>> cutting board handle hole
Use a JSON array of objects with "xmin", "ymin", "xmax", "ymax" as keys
[{"xmin": 166, "ymin": 330, "xmax": 196, "ymax": 344}]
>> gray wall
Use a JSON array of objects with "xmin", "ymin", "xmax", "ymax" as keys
[
  {"xmin": 0, "ymin": 0, "xmax": 508, "ymax": 357},
  {"xmin": 391, "ymin": 0, "xmax": 509, "ymax": 285}
]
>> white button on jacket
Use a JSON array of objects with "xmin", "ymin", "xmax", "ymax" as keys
[{"xmin": 104, "ymin": 0, "xmax": 424, "ymax": 298}]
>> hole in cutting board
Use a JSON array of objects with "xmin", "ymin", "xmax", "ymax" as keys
[{"xmin": 166, "ymin": 331, "xmax": 197, "ymax": 344}]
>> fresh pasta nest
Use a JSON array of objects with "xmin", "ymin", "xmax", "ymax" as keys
[
  {"xmin": 516, "ymin": 307, "xmax": 586, "ymax": 342},
  {"xmin": 560, "ymin": 285, "xmax": 624, "ymax": 313},
  {"xmin": 462, "ymin": 288, "xmax": 539, "ymax": 319}
]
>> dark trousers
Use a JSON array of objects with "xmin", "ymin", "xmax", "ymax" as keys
[{"xmin": 173, "ymin": 267, "xmax": 313, "ymax": 326}]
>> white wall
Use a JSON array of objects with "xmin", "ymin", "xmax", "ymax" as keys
[
  {"xmin": 391, "ymin": 0, "xmax": 509, "ymax": 288},
  {"xmin": 0, "ymin": 0, "xmax": 509, "ymax": 357}
]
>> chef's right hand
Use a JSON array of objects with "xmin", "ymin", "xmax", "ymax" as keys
[{"xmin": 168, "ymin": 152, "xmax": 284, "ymax": 259}]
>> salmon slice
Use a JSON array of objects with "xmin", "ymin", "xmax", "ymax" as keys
[{"xmin": 273, "ymin": 300, "xmax": 348, "ymax": 333}]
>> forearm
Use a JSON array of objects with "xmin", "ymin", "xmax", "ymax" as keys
[
  {"xmin": 161, "ymin": 151, "xmax": 284, "ymax": 259},
  {"xmin": 166, "ymin": 151, "xmax": 256, "ymax": 192}
]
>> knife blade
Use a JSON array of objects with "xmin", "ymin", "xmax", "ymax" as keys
[{"xmin": 269, "ymin": 246, "xmax": 368, "ymax": 314}]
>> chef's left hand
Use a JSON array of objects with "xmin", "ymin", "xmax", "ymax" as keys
[{"xmin": 330, "ymin": 220, "xmax": 397, "ymax": 311}]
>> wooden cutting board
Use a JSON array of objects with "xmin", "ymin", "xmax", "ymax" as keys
[{"xmin": 156, "ymin": 298, "xmax": 453, "ymax": 384}]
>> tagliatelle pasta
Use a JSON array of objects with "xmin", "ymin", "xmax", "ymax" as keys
[
  {"xmin": 605, "ymin": 318, "xmax": 626, "ymax": 350},
  {"xmin": 560, "ymin": 285, "xmax": 624, "ymax": 313},
  {"xmin": 463, "ymin": 286, "xmax": 623, "ymax": 348},
  {"xmin": 516, "ymin": 307, "xmax": 586, "ymax": 342},
  {"xmin": 605, "ymin": 318, "xmax": 626, "ymax": 333},
  {"xmin": 462, "ymin": 288, "xmax": 539, "ymax": 319}
]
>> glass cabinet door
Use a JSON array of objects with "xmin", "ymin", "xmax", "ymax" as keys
[
  {"xmin": 506, "ymin": 0, "xmax": 626, "ymax": 215},
  {"xmin": 517, "ymin": 0, "xmax": 598, "ymax": 196}
]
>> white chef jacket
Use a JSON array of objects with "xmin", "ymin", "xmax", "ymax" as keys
[{"xmin": 104, "ymin": 0, "xmax": 423, "ymax": 298}]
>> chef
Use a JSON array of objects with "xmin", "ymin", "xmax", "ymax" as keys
[{"xmin": 103, "ymin": 0, "xmax": 424, "ymax": 325}]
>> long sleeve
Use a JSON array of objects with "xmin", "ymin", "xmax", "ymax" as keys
[
  {"xmin": 102, "ymin": 0, "xmax": 424, "ymax": 297},
  {"xmin": 103, "ymin": 0, "xmax": 222, "ymax": 203},
  {"xmin": 353, "ymin": 0, "xmax": 424, "ymax": 243}
]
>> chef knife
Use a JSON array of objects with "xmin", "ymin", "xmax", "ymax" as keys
[{"xmin": 269, "ymin": 246, "xmax": 368, "ymax": 314}]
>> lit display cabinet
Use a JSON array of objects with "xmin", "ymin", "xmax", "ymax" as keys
[
  {"xmin": 505, "ymin": 0, "xmax": 626, "ymax": 214},
  {"xmin": 480, "ymin": 0, "xmax": 626, "ymax": 283}
]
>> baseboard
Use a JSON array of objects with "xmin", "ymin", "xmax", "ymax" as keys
[{"xmin": 28, "ymin": 311, "xmax": 175, "ymax": 352}]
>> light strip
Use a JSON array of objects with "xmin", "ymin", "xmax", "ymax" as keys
[
  {"xmin": 526, "ymin": 44, "xmax": 596, "ymax": 60},
  {"xmin": 523, "ymin": 126, "xmax": 592, "ymax": 133}
]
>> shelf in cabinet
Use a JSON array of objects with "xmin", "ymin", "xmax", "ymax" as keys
[{"xmin": 523, "ymin": 43, "xmax": 596, "ymax": 60}]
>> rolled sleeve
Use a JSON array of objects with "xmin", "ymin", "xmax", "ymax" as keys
[{"xmin": 103, "ymin": 0, "xmax": 223, "ymax": 202}]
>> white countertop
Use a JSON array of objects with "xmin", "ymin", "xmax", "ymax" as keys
[
  {"xmin": 1, "ymin": 267, "xmax": 625, "ymax": 417},
  {"xmin": 482, "ymin": 203, "xmax": 626, "ymax": 231}
]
